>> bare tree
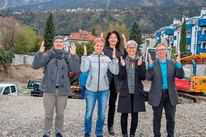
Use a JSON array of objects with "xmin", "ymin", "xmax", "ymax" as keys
[{"xmin": 0, "ymin": 17, "xmax": 20, "ymax": 50}]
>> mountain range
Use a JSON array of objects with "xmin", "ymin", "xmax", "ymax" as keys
[{"xmin": 1, "ymin": 0, "xmax": 206, "ymax": 11}]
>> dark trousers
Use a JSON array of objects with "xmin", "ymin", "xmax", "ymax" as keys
[
  {"xmin": 80, "ymin": 86, "xmax": 86, "ymax": 99},
  {"xmin": 121, "ymin": 94, "xmax": 138, "ymax": 135},
  {"xmin": 108, "ymin": 77, "xmax": 118, "ymax": 128},
  {"xmin": 152, "ymin": 92, "xmax": 176, "ymax": 137}
]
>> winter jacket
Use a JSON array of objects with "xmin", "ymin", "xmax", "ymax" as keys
[
  {"xmin": 32, "ymin": 47, "xmax": 79, "ymax": 96},
  {"xmin": 80, "ymin": 52, "xmax": 119, "ymax": 92}
]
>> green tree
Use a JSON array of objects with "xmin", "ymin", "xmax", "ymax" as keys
[
  {"xmin": 43, "ymin": 13, "xmax": 55, "ymax": 50},
  {"xmin": 180, "ymin": 18, "xmax": 186, "ymax": 52},
  {"xmin": 76, "ymin": 41, "xmax": 94, "ymax": 57},
  {"xmin": 13, "ymin": 26, "xmax": 36, "ymax": 54},
  {"xmin": 129, "ymin": 21, "xmax": 142, "ymax": 56},
  {"xmin": 91, "ymin": 27, "xmax": 97, "ymax": 36}
]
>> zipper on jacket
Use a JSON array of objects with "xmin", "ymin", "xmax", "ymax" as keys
[{"xmin": 97, "ymin": 55, "xmax": 100, "ymax": 91}]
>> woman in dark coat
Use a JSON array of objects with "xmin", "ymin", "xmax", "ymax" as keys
[
  {"xmin": 103, "ymin": 31, "xmax": 124, "ymax": 135},
  {"xmin": 117, "ymin": 40, "xmax": 146, "ymax": 137}
]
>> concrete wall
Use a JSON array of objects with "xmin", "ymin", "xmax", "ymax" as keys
[{"xmin": 12, "ymin": 54, "xmax": 34, "ymax": 65}]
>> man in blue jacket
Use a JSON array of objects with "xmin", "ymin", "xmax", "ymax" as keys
[{"xmin": 32, "ymin": 35, "xmax": 79, "ymax": 137}]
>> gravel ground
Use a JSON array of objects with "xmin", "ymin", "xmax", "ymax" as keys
[{"xmin": 0, "ymin": 95, "xmax": 206, "ymax": 137}]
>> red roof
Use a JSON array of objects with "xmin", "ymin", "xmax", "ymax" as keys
[{"xmin": 69, "ymin": 30, "xmax": 97, "ymax": 41}]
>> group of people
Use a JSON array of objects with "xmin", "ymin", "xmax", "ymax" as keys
[{"xmin": 32, "ymin": 31, "xmax": 184, "ymax": 137}]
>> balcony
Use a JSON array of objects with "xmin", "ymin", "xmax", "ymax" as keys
[
  {"xmin": 165, "ymin": 29, "xmax": 174, "ymax": 35},
  {"xmin": 156, "ymin": 32, "xmax": 161, "ymax": 37},
  {"xmin": 197, "ymin": 49, "xmax": 206, "ymax": 54},
  {"xmin": 186, "ymin": 38, "xmax": 191, "ymax": 43},
  {"xmin": 199, "ymin": 19, "xmax": 206, "ymax": 27},
  {"xmin": 198, "ymin": 34, "xmax": 206, "ymax": 41},
  {"xmin": 186, "ymin": 24, "xmax": 193, "ymax": 30}
]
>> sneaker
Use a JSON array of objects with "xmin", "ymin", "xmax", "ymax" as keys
[
  {"xmin": 55, "ymin": 133, "xmax": 63, "ymax": 137},
  {"xmin": 43, "ymin": 134, "xmax": 49, "ymax": 137},
  {"xmin": 85, "ymin": 132, "xmax": 90, "ymax": 137}
]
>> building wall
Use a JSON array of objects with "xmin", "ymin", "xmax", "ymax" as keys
[{"xmin": 140, "ymin": 38, "xmax": 156, "ymax": 58}]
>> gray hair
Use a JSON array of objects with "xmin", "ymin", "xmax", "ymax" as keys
[{"xmin": 126, "ymin": 40, "xmax": 138, "ymax": 49}]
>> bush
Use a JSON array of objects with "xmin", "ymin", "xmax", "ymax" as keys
[{"xmin": 0, "ymin": 49, "xmax": 15, "ymax": 64}]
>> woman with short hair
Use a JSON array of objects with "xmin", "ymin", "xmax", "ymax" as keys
[
  {"xmin": 118, "ymin": 40, "xmax": 146, "ymax": 137},
  {"xmin": 80, "ymin": 37, "xmax": 119, "ymax": 137}
]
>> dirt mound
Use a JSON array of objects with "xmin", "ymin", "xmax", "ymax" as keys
[{"xmin": 0, "ymin": 64, "xmax": 44, "ymax": 83}]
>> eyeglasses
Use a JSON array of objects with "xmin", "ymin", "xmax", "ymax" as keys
[
  {"xmin": 127, "ymin": 47, "xmax": 136, "ymax": 50},
  {"xmin": 55, "ymin": 41, "xmax": 64, "ymax": 44},
  {"xmin": 157, "ymin": 48, "xmax": 166, "ymax": 52}
]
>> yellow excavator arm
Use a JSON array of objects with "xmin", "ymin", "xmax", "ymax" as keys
[{"xmin": 180, "ymin": 53, "xmax": 206, "ymax": 66}]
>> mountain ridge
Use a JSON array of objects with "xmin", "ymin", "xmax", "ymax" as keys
[{"xmin": 1, "ymin": 0, "xmax": 206, "ymax": 11}]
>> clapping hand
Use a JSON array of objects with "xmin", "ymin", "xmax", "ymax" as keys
[
  {"xmin": 100, "ymin": 32, "xmax": 103, "ymax": 38},
  {"xmin": 39, "ymin": 41, "xmax": 45, "ymax": 53},
  {"xmin": 138, "ymin": 56, "xmax": 142, "ymax": 66},
  {"xmin": 83, "ymin": 45, "xmax": 87, "ymax": 56},
  {"xmin": 120, "ymin": 56, "xmax": 125, "ymax": 66},
  {"xmin": 176, "ymin": 51, "xmax": 181, "ymax": 63},
  {"xmin": 148, "ymin": 53, "xmax": 153, "ymax": 64},
  {"xmin": 70, "ymin": 43, "xmax": 76, "ymax": 55},
  {"xmin": 112, "ymin": 47, "xmax": 116, "ymax": 59},
  {"xmin": 122, "ymin": 33, "xmax": 127, "ymax": 48}
]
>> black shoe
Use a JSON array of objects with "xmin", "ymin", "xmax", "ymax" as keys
[
  {"xmin": 55, "ymin": 133, "xmax": 63, "ymax": 137},
  {"xmin": 130, "ymin": 135, "xmax": 135, "ymax": 137},
  {"xmin": 97, "ymin": 135, "xmax": 103, "ymax": 137},
  {"xmin": 123, "ymin": 134, "xmax": 128, "ymax": 137},
  {"xmin": 85, "ymin": 132, "xmax": 90, "ymax": 137},
  {"xmin": 43, "ymin": 134, "xmax": 49, "ymax": 137},
  {"xmin": 108, "ymin": 126, "xmax": 115, "ymax": 135}
]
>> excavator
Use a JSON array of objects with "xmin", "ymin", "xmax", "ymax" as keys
[{"xmin": 175, "ymin": 53, "xmax": 206, "ymax": 93}]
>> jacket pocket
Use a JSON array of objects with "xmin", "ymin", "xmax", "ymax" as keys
[
  {"xmin": 87, "ymin": 76, "xmax": 93, "ymax": 87},
  {"xmin": 104, "ymin": 76, "xmax": 108, "ymax": 86},
  {"xmin": 173, "ymin": 87, "xmax": 177, "ymax": 92}
]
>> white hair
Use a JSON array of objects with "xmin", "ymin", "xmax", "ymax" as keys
[{"xmin": 126, "ymin": 40, "xmax": 138, "ymax": 48}]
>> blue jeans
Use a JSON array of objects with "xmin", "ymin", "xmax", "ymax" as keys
[
  {"xmin": 84, "ymin": 89, "xmax": 109, "ymax": 136},
  {"xmin": 80, "ymin": 86, "xmax": 86, "ymax": 99}
]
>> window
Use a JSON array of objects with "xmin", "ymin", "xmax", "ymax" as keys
[
  {"xmin": 3, "ymin": 87, "xmax": 10, "ymax": 95},
  {"xmin": 81, "ymin": 35, "xmax": 88, "ymax": 38},
  {"xmin": 174, "ymin": 36, "xmax": 176, "ymax": 40},
  {"xmin": 28, "ymin": 81, "xmax": 34, "ymax": 88},
  {"xmin": 11, "ymin": 86, "xmax": 16, "ymax": 93},
  {"xmin": 186, "ymin": 45, "xmax": 190, "ymax": 50},
  {"xmin": 203, "ymin": 43, "xmax": 206, "ymax": 49}
]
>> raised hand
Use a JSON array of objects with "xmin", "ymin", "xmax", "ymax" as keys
[
  {"xmin": 39, "ymin": 41, "xmax": 45, "ymax": 53},
  {"xmin": 176, "ymin": 51, "xmax": 181, "ymax": 63},
  {"xmin": 138, "ymin": 56, "xmax": 142, "ymax": 66},
  {"xmin": 100, "ymin": 32, "xmax": 103, "ymax": 38},
  {"xmin": 148, "ymin": 53, "xmax": 153, "ymax": 64},
  {"xmin": 83, "ymin": 45, "xmax": 87, "ymax": 56},
  {"xmin": 112, "ymin": 47, "xmax": 116, "ymax": 59},
  {"xmin": 70, "ymin": 43, "xmax": 76, "ymax": 55},
  {"xmin": 122, "ymin": 33, "xmax": 127, "ymax": 48},
  {"xmin": 120, "ymin": 56, "xmax": 125, "ymax": 66}
]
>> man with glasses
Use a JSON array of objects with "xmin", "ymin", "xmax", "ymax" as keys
[
  {"xmin": 146, "ymin": 43, "xmax": 184, "ymax": 137},
  {"xmin": 32, "ymin": 35, "xmax": 79, "ymax": 137}
]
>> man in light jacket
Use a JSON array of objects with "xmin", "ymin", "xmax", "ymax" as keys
[{"xmin": 32, "ymin": 35, "xmax": 79, "ymax": 137}]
